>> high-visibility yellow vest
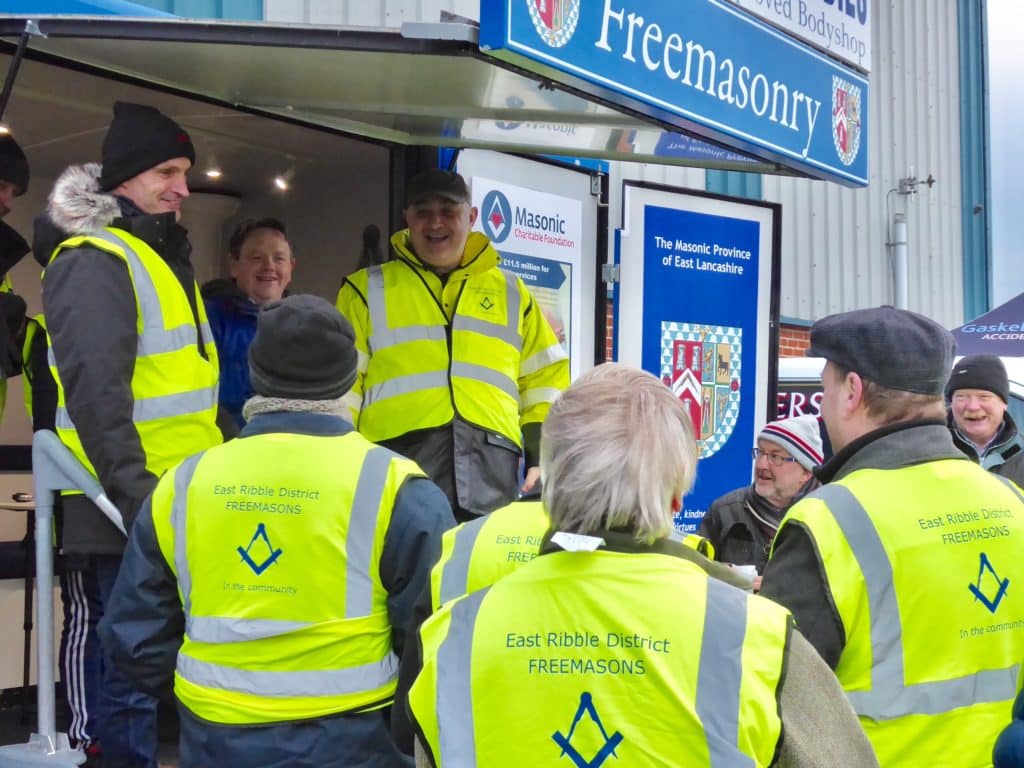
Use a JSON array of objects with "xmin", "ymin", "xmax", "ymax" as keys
[
  {"xmin": 21, "ymin": 314, "xmax": 44, "ymax": 420},
  {"xmin": 46, "ymin": 228, "xmax": 221, "ymax": 481},
  {"xmin": 430, "ymin": 501, "xmax": 718, "ymax": 611},
  {"xmin": 410, "ymin": 548, "xmax": 790, "ymax": 766},
  {"xmin": 150, "ymin": 430, "xmax": 424, "ymax": 724},
  {"xmin": 0, "ymin": 274, "xmax": 13, "ymax": 423},
  {"xmin": 781, "ymin": 462, "xmax": 1024, "ymax": 766},
  {"xmin": 337, "ymin": 231, "xmax": 568, "ymax": 447}
]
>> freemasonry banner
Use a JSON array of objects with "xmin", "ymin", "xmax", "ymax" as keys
[{"xmin": 615, "ymin": 183, "xmax": 780, "ymax": 533}]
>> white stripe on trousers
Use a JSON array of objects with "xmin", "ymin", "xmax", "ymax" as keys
[{"xmin": 63, "ymin": 571, "xmax": 90, "ymax": 744}]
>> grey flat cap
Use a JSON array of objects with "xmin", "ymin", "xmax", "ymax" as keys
[{"xmin": 807, "ymin": 306, "xmax": 956, "ymax": 395}]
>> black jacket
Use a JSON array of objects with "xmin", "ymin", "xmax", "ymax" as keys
[
  {"xmin": 99, "ymin": 410, "xmax": 455, "ymax": 768},
  {"xmin": 36, "ymin": 163, "xmax": 207, "ymax": 555}
]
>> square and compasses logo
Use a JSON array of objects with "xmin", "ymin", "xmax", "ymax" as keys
[
  {"xmin": 551, "ymin": 692, "xmax": 623, "ymax": 767},
  {"xmin": 969, "ymin": 553, "xmax": 1009, "ymax": 614},
  {"xmin": 238, "ymin": 522, "xmax": 283, "ymax": 576}
]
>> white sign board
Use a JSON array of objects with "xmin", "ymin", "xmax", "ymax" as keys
[
  {"xmin": 725, "ymin": 0, "xmax": 871, "ymax": 72},
  {"xmin": 470, "ymin": 176, "xmax": 582, "ymax": 378}
]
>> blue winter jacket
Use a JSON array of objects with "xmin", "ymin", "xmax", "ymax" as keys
[{"xmin": 203, "ymin": 280, "xmax": 258, "ymax": 428}]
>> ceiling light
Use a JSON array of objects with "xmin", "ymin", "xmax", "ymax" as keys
[
  {"xmin": 0, "ymin": 125, "xmax": 10, "ymax": 135},
  {"xmin": 205, "ymin": 168, "xmax": 223, "ymax": 179},
  {"xmin": 274, "ymin": 176, "xmax": 289, "ymax": 191}
]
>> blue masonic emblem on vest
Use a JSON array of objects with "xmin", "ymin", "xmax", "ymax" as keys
[
  {"xmin": 551, "ymin": 692, "xmax": 623, "ymax": 767},
  {"xmin": 238, "ymin": 522, "xmax": 283, "ymax": 576},
  {"xmin": 969, "ymin": 552, "xmax": 1009, "ymax": 614}
]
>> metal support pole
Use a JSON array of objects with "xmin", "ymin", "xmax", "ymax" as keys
[
  {"xmin": 893, "ymin": 212, "xmax": 908, "ymax": 310},
  {"xmin": 0, "ymin": 21, "xmax": 42, "ymax": 124}
]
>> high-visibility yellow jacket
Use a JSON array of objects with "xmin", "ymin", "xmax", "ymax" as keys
[
  {"xmin": 411, "ymin": 542, "xmax": 791, "ymax": 766},
  {"xmin": 780, "ymin": 460, "xmax": 1024, "ymax": 766},
  {"xmin": 430, "ymin": 500, "xmax": 717, "ymax": 611},
  {"xmin": 337, "ymin": 231, "xmax": 568, "ymax": 514},
  {"xmin": 150, "ymin": 430, "xmax": 424, "ymax": 724},
  {"xmin": 21, "ymin": 313, "xmax": 44, "ymax": 420},
  {"xmin": 46, "ymin": 228, "xmax": 221, "ymax": 483}
]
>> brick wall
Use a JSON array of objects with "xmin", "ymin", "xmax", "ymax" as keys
[{"xmin": 779, "ymin": 324, "xmax": 811, "ymax": 357}]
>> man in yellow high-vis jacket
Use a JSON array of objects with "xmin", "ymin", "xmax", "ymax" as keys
[
  {"xmin": 337, "ymin": 169, "xmax": 569, "ymax": 522},
  {"xmin": 761, "ymin": 307, "xmax": 1024, "ymax": 767},
  {"xmin": 404, "ymin": 364, "xmax": 876, "ymax": 768},
  {"xmin": 37, "ymin": 102, "xmax": 222, "ymax": 768},
  {"xmin": 100, "ymin": 295, "xmax": 454, "ymax": 768},
  {"xmin": 0, "ymin": 134, "xmax": 31, "ymax": 424}
]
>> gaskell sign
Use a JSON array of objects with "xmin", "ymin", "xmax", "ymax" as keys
[
  {"xmin": 725, "ymin": 0, "xmax": 871, "ymax": 72},
  {"xmin": 479, "ymin": 0, "xmax": 869, "ymax": 186}
]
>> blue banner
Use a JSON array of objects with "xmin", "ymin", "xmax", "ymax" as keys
[
  {"xmin": 952, "ymin": 293, "xmax": 1024, "ymax": 356},
  {"xmin": 480, "ymin": 0, "xmax": 868, "ymax": 186},
  {"xmin": 640, "ymin": 205, "xmax": 762, "ymax": 532}
]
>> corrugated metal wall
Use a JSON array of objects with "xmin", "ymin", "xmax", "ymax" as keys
[
  {"xmin": 762, "ymin": 0, "xmax": 964, "ymax": 328},
  {"xmin": 268, "ymin": 0, "xmax": 967, "ymax": 328},
  {"xmin": 263, "ymin": 0, "xmax": 477, "ymax": 26}
]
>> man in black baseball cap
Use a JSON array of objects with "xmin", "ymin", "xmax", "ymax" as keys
[
  {"xmin": 34, "ymin": 101, "xmax": 215, "ymax": 767},
  {"xmin": 760, "ymin": 306, "xmax": 1024, "ymax": 766},
  {"xmin": 337, "ymin": 168, "xmax": 568, "ymax": 522}
]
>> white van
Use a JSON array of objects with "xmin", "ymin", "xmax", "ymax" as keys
[{"xmin": 777, "ymin": 357, "xmax": 1024, "ymax": 428}]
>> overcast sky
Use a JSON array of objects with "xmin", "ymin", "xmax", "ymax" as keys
[{"xmin": 987, "ymin": 0, "xmax": 1022, "ymax": 307}]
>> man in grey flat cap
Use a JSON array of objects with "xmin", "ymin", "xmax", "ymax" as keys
[{"xmin": 760, "ymin": 306, "xmax": 1024, "ymax": 767}]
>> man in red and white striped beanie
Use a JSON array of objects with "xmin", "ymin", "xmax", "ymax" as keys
[{"xmin": 699, "ymin": 414, "xmax": 824, "ymax": 577}]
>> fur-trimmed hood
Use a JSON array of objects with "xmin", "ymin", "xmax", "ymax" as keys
[{"xmin": 46, "ymin": 163, "xmax": 120, "ymax": 237}]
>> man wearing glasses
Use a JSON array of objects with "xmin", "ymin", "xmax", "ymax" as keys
[{"xmin": 698, "ymin": 414, "xmax": 824, "ymax": 586}]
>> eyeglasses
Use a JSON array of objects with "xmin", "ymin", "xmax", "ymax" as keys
[{"xmin": 751, "ymin": 448, "xmax": 798, "ymax": 466}]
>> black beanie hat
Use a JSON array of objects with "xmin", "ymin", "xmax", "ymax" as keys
[
  {"xmin": 99, "ymin": 102, "xmax": 196, "ymax": 192},
  {"xmin": 0, "ymin": 136, "xmax": 29, "ymax": 195},
  {"xmin": 945, "ymin": 354, "xmax": 1009, "ymax": 404},
  {"xmin": 248, "ymin": 295, "xmax": 358, "ymax": 400}
]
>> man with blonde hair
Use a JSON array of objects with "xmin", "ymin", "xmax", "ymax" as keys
[
  {"xmin": 761, "ymin": 306, "xmax": 1024, "ymax": 766},
  {"xmin": 405, "ymin": 363, "xmax": 875, "ymax": 767}
]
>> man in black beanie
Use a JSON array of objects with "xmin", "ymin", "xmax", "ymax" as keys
[
  {"xmin": 101, "ymin": 294, "xmax": 455, "ymax": 768},
  {"xmin": 0, "ymin": 134, "xmax": 30, "ymax": 415},
  {"xmin": 945, "ymin": 354, "xmax": 1023, "ymax": 483},
  {"xmin": 33, "ymin": 101, "xmax": 218, "ymax": 768}
]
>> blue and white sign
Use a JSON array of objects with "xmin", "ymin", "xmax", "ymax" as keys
[
  {"xmin": 480, "ymin": 0, "xmax": 869, "ymax": 186},
  {"xmin": 725, "ymin": 0, "xmax": 871, "ymax": 72},
  {"xmin": 616, "ymin": 184, "xmax": 777, "ymax": 533},
  {"xmin": 471, "ymin": 176, "xmax": 583, "ymax": 377}
]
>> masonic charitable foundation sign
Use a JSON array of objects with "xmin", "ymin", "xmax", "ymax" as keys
[{"xmin": 480, "ymin": 0, "xmax": 869, "ymax": 186}]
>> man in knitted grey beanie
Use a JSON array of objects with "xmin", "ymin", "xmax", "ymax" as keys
[{"xmin": 101, "ymin": 293, "xmax": 455, "ymax": 768}]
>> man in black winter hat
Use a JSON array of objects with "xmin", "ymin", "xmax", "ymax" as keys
[
  {"xmin": 0, "ymin": 135, "xmax": 30, "ymax": 419},
  {"xmin": 101, "ymin": 294, "xmax": 455, "ymax": 768},
  {"xmin": 945, "ymin": 354, "xmax": 1023, "ymax": 479},
  {"xmin": 34, "ymin": 101, "xmax": 218, "ymax": 768}
]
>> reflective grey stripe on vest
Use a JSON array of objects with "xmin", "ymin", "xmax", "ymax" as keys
[
  {"xmin": 438, "ymin": 516, "xmax": 489, "ymax": 606},
  {"xmin": 176, "ymin": 650, "xmax": 399, "ymax": 698},
  {"xmin": 364, "ymin": 371, "xmax": 449, "ymax": 408},
  {"xmin": 87, "ymin": 230, "xmax": 209, "ymax": 356},
  {"xmin": 172, "ymin": 452, "xmax": 206, "ymax": 619},
  {"xmin": 817, "ymin": 483, "xmax": 1020, "ymax": 720},
  {"xmin": 452, "ymin": 269, "xmax": 522, "ymax": 351},
  {"xmin": 346, "ymin": 447, "xmax": 391, "ymax": 618},
  {"xmin": 431, "ymin": 587, "xmax": 488, "ymax": 766},
  {"xmin": 188, "ymin": 616, "xmax": 311, "ymax": 644},
  {"xmin": 994, "ymin": 474, "xmax": 1024, "ymax": 505},
  {"xmin": 451, "ymin": 362, "xmax": 519, "ymax": 402},
  {"xmin": 54, "ymin": 387, "xmax": 216, "ymax": 431},
  {"xmin": 696, "ymin": 577, "xmax": 755, "ymax": 768},
  {"xmin": 365, "ymin": 265, "xmax": 447, "ymax": 352}
]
